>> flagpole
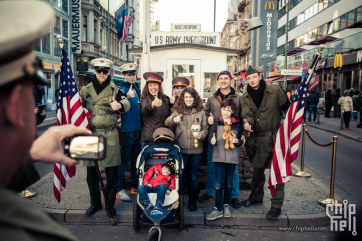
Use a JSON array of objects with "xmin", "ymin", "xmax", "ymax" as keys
[
  {"xmin": 107, "ymin": 0, "xmax": 110, "ymax": 59},
  {"xmin": 283, "ymin": 1, "xmax": 290, "ymax": 91}
]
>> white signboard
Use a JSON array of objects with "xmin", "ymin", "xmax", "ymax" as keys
[
  {"xmin": 151, "ymin": 32, "xmax": 220, "ymax": 47},
  {"xmin": 281, "ymin": 69, "xmax": 303, "ymax": 76},
  {"xmin": 71, "ymin": 0, "xmax": 81, "ymax": 54},
  {"xmin": 171, "ymin": 23, "xmax": 201, "ymax": 32}
]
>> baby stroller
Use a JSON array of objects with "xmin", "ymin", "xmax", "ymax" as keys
[{"xmin": 133, "ymin": 128, "xmax": 185, "ymax": 241}]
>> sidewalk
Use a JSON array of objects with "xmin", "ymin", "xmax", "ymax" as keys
[
  {"xmin": 27, "ymin": 163, "xmax": 334, "ymax": 228},
  {"xmin": 306, "ymin": 114, "xmax": 362, "ymax": 142}
]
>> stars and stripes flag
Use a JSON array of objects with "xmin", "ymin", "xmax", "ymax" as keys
[
  {"xmin": 115, "ymin": 4, "xmax": 126, "ymax": 40},
  {"xmin": 268, "ymin": 45, "xmax": 325, "ymax": 196},
  {"xmin": 53, "ymin": 46, "xmax": 91, "ymax": 202},
  {"xmin": 120, "ymin": 7, "xmax": 134, "ymax": 42}
]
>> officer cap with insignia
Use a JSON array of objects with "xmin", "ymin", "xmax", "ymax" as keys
[
  {"xmin": 91, "ymin": 58, "xmax": 114, "ymax": 71},
  {"xmin": 245, "ymin": 65, "xmax": 261, "ymax": 77},
  {"xmin": 0, "ymin": 0, "xmax": 54, "ymax": 87},
  {"xmin": 172, "ymin": 77, "xmax": 189, "ymax": 88},
  {"xmin": 143, "ymin": 72, "xmax": 163, "ymax": 84},
  {"xmin": 119, "ymin": 63, "xmax": 139, "ymax": 75},
  {"xmin": 153, "ymin": 127, "xmax": 175, "ymax": 143}
]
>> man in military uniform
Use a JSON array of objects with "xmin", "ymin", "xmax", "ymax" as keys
[
  {"xmin": 240, "ymin": 66, "xmax": 291, "ymax": 219},
  {"xmin": 0, "ymin": 1, "xmax": 89, "ymax": 240},
  {"xmin": 116, "ymin": 63, "xmax": 142, "ymax": 202},
  {"xmin": 80, "ymin": 58, "xmax": 130, "ymax": 215},
  {"xmin": 170, "ymin": 76, "xmax": 189, "ymax": 105}
]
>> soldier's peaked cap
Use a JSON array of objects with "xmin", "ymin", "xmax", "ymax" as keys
[
  {"xmin": 91, "ymin": 58, "xmax": 114, "ymax": 70},
  {"xmin": 172, "ymin": 77, "xmax": 189, "ymax": 87},
  {"xmin": 0, "ymin": 0, "xmax": 54, "ymax": 87},
  {"xmin": 143, "ymin": 72, "xmax": 163, "ymax": 84},
  {"xmin": 119, "ymin": 63, "xmax": 138, "ymax": 74},
  {"xmin": 153, "ymin": 127, "xmax": 175, "ymax": 142}
]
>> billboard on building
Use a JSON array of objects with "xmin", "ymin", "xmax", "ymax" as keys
[{"xmin": 151, "ymin": 32, "xmax": 220, "ymax": 47}]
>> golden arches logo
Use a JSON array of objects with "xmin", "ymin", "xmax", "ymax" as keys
[
  {"xmin": 334, "ymin": 54, "xmax": 343, "ymax": 68},
  {"xmin": 265, "ymin": 1, "xmax": 275, "ymax": 10}
]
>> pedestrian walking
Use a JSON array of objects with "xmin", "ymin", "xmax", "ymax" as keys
[
  {"xmin": 325, "ymin": 89, "xmax": 333, "ymax": 118},
  {"xmin": 338, "ymin": 90, "xmax": 353, "ymax": 130},
  {"xmin": 34, "ymin": 84, "xmax": 45, "ymax": 106},
  {"xmin": 116, "ymin": 63, "xmax": 142, "ymax": 202},
  {"xmin": 206, "ymin": 99, "xmax": 244, "ymax": 220},
  {"xmin": 165, "ymin": 87, "xmax": 208, "ymax": 211},
  {"xmin": 332, "ymin": 88, "xmax": 341, "ymax": 118},
  {"xmin": 307, "ymin": 89, "xmax": 319, "ymax": 122},
  {"xmin": 140, "ymin": 72, "xmax": 171, "ymax": 145},
  {"xmin": 202, "ymin": 70, "xmax": 244, "ymax": 209},
  {"xmin": 240, "ymin": 65, "xmax": 291, "ymax": 220},
  {"xmin": 80, "ymin": 58, "xmax": 131, "ymax": 216},
  {"xmin": 350, "ymin": 90, "xmax": 362, "ymax": 128}
]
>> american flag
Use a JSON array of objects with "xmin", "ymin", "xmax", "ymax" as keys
[
  {"xmin": 268, "ymin": 50, "xmax": 323, "ymax": 196},
  {"xmin": 120, "ymin": 7, "xmax": 134, "ymax": 42},
  {"xmin": 53, "ymin": 46, "xmax": 91, "ymax": 202}
]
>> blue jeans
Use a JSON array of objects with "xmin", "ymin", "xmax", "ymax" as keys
[
  {"xmin": 303, "ymin": 107, "xmax": 308, "ymax": 122},
  {"xmin": 308, "ymin": 105, "xmax": 317, "ymax": 122},
  {"xmin": 215, "ymin": 162, "xmax": 236, "ymax": 211},
  {"xmin": 117, "ymin": 131, "xmax": 141, "ymax": 191},
  {"xmin": 138, "ymin": 184, "xmax": 167, "ymax": 205},
  {"xmin": 350, "ymin": 111, "xmax": 361, "ymax": 125},
  {"xmin": 182, "ymin": 153, "xmax": 203, "ymax": 189},
  {"xmin": 205, "ymin": 144, "xmax": 239, "ymax": 199}
]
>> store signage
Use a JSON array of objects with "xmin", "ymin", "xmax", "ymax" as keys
[
  {"xmin": 266, "ymin": 13, "xmax": 272, "ymax": 51},
  {"xmin": 265, "ymin": 1, "xmax": 275, "ymax": 10},
  {"xmin": 43, "ymin": 62, "xmax": 51, "ymax": 68},
  {"xmin": 281, "ymin": 69, "xmax": 302, "ymax": 76},
  {"xmin": 54, "ymin": 64, "xmax": 61, "ymax": 70},
  {"xmin": 71, "ymin": 0, "xmax": 81, "ymax": 54},
  {"xmin": 271, "ymin": 71, "xmax": 280, "ymax": 76},
  {"xmin": 261, "ymin": 53, "xmax": 274, "ymax": 59},
  {"xmin": 151, "ymin": 32, "xmax": 220, "ymax": 46},
  {"xmin": 356, "ymin": 50, "xmax": 362, "ymax": 62},
  {"xmin": 334, "ymin": 54, "xmax": 343, "ymax": 68},
  {"xmin": 308, "ymin": 76, "xmax": 319, "ymax": 92},
  {"xmin": 171, "ymin": 23, "xmax": 201, "ymax": 32}
]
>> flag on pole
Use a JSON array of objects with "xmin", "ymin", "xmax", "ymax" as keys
[
  {"xmin": 115, "ymin": 4, "xmax": 126, "ymax": 40},
  {"xmin": 53, "ymin": 46, "xmax": 91, "ymax": 202},
  {"xmin": 268, "ymin": 47, "xmax": 324, "ymax": 196},
  {"xmin": 120, "ymin": 7, "xmax": 134, "ymax": 42}
]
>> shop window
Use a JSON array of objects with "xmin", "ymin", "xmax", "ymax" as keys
[
  {"xmin": 204, "ymin": 73, "xmax": 217, "ymax": 99},
  {"xmin": 347, "ymin": 10, "xmax": 355, "ymax": 27},
  {"xmin": 333, "ymin": 17, "xmax": 340, "ymax": 32}
]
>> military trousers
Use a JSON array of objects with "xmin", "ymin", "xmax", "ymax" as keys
[
  {"xmin": 87, "ymin": 166, "xmax": 118, "ymax": 207},
  {"xmin": 252, "ymin": 167, "xmax": 284, "ymax": 208}
]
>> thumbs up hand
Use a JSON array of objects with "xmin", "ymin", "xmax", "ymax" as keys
[
  {"xmin": 210, "ymin": 133, "xmax": 216, "ymax": 145},
  {"xmin": 244, "ymin": 119, "xmax": 253, "ymax": 132},
  {"xmin": 208, "ymin": 113, "xmax": 214, "ymax": 125},
  {"xmin": 173, "ymin": 114, "xmax": 183, "ymax": 124},
  {"xmin": 170, "ymin": 90, "xmax": 176, "ymax": 104},
  {"xmin": 152, "ymin": 97, "xmax": 163, "ymax": 108},
  {"xmin": 127, "ymin": 84, "xmax": 135, "ymax": 99},
  {"xmin": 109, "ymin": 96, "xmax": 122, "ymax": 111}
]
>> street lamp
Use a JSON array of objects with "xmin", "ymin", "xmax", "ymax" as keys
[{"xmin": 227, "ymin": 17, "xmax": 263, "ymax": 48}]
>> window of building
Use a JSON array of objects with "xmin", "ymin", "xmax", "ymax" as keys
[
  {"xmin": 333, "ymin": 17, "xmax": 341, "ymax": 32},
  {"xmin": 42, "ymin": 34, "xmax": 51, "ymax": 54},
  {"xmin": 54, "ymin": 17, "xmax": 69, "ymax": 57},
  {"xmin": 203, "ymin": 73, "xmax": 217, "ymax": 99},
  {"xmin": 52, "ymin": 0, "xmax": 68, "ymax": 13},
  {"xmin": 54, "ymin": 16, "xmax": 61, "ymax": 35},
  {"xmin": 100, "ymin": 29, "xmax": 103, "ymax": 48},
  {"xmin": 94, "ymin": 20, "xmax": 97, "ymax": 45},
  {"xmin": 340, "ymin": 13, "xmax": 348, "ymax": 29},
  {"xmin": 357, "ymin": 7, "xmax": 362, "ymax": 22},
  {"xmin": 82, "ymin": 16, "xmax": 87, "ymax": 42},
  {"xmin": 347, "ymin": 10, "xmax": 355, "ymax": 26}
]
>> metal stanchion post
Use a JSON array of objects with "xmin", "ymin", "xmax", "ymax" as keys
[
  {"xmin": 319, "ymin": 136, "xmax": 342, "ymax": 206},
  {"xmin": 294, "ymin": 124, "xmax": 311, "ymax": 178}
]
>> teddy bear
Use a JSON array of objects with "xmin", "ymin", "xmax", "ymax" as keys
[
  {"xmin": 191, "ymin": 124, "xmax": 201, "ymax": 148},
  {"xmin": 222, "ymin": 121, "xmax": 236, "ymax": 149}
]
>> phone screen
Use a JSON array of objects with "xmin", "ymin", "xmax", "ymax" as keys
[{"xmin": 69, "ymin": 136, "xmax": 100, "ymax": 159}]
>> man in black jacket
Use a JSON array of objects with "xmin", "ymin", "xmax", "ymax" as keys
[
  {"xmin": 332, "ymin": 88, "xmax": 341, "ymax": 118},
  {"xmin": 307, "ymin": 89, "xmax": 319, "ymax": 122}
]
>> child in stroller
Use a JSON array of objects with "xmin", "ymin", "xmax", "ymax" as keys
[{"xmin": 138, "ymin": 159, "xmax": 176, "ymax": 210}]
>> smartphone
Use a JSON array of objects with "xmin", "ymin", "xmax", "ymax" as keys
[
  {"xmin": 63, "ymin": 134, "xmax": 107, "ymax": 160},
  {"xmin": 37, "ymin": 104, "xmax": 46, "ymax": 113}
]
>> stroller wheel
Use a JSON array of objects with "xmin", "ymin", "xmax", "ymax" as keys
[
  {"xmin": 146, "ymin": 228, "xmax": 159, "ymax": 241},
  {"xmin": 178, "ymin": 194, "xmax": 184, "ymax": 231},
  {"xmin": 133, "ymin": 197, "xmax": 141, "ymax": 231}
]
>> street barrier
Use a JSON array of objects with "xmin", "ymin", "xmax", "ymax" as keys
[{"xmin": 293, "ymin": 124, "xmax": 341, "ymax": 206}]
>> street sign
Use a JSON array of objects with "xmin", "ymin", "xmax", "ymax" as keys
[
  {"xmin": 281, "ymin": 69, "xmax": 302, "ymax": 75},
  {"xmin": 302, "ymin": 62, "xmax": 309, "ymax": 69}
]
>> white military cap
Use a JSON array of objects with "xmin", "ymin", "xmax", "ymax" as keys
[
  {"xmin": 0, "ymin": 0, "xmax": 54, "ymax": 87},
  {"xmin": 90, "ymin": 58, "xmax": 114, "ymax": 69},
  {"xmin": 119, "ymin": 63, "xmax": 139, "ymax": 74}
]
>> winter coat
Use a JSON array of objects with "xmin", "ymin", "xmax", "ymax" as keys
[
  {"xmin": 338, "ymin": 96, "xmax": 353, "ymax": 112},
  {"xmin": 240, "ymin": 84, "xmax": 290, "ymax": 169},
  {"xmin": 307, "ymin": 93, "xmax": 319, "ymax": 106},
  {"xmin": 165, "ymin": 108, "xmax": 208, "ymax": 154},
  {"xmin": 204, "ymin": 88, "xmax": 242, "ymax": 121},
  {"xmin": 141, "ymin": 94, "xmax": 171, "ymax": 144},
  {"xmin": 143, "ymin": 163, "xmax": 175, "ymax": 190},
  {"xmin": 352, "ymin": 96, "xmax": 362, "ymax": 111},
  {"xmin": 332, "ymin": 91, "xmax": 341, "ymax": 103},
  {"xmin": 325, "ymin": 91, "xmax": 333, "ymax": 106},
  {"xmin": 208, "ymin": 117, "xmax": 244, "ymax": 165}
]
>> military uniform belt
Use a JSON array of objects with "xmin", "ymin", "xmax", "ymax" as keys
[
  {"xmin": 92, "ymin": 109, "xmax": 114, "ymax": 116},
  {"xmin": 257, "ymin": 128, "xmax": 278, "ymax": 137},
  {"xmin": 93, "ymin": 125, "xmax": 117, "ymax": 132}
]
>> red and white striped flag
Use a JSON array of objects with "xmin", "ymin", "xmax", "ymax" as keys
[
  {"xmin": 268, "ymin": 46, "xmax": 324, "ymax": 196},
  {"xmin": 121, "ymin": 8, "xmax": 134, "ymax": 42},
  {"xmin": 53, "ymin": 46, "xmax": 91, "ymax": 202}
]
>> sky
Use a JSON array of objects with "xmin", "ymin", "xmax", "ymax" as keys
[{"xmin": 154, "ymin": 0, "xmax": 229, "ymax": 32}]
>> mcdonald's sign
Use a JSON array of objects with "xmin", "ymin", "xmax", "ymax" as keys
[
  {"xmin": 265, "ymin": 1, "xmax": 275, "ymax": 10},
  {"xmin": 334, "ymin": 54, "xmax": 343, "ymax": 68}
]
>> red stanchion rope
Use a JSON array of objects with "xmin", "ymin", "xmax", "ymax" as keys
[{"xmin": 305, "ymin": 130, "xmax": 332, "ymax": 147}]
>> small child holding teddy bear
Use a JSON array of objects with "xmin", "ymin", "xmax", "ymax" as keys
[{"xmin": 207, "ymin": 98, "xmax": 245, "ymax": 220}]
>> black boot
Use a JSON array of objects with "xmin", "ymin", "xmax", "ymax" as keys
[
  {"xmin": 266, "ymin": 207, "xmax": 281, "ymax": 220},
  {"xmin": 85, "ymin": 204, "xmax": 102, "ymax": 215},
  {"xmin": 188, "ymin": 188, "xmax": 198, "ymax": 211}
]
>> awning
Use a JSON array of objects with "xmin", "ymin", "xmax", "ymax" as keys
[
  {"xmin": 264, "ymin": 76, "xmax": 282, "ymax": 84},
  {"xmin": 307, "ymin": 36, "xmax": 338, "ymax": 45},
  {"xmin": 272, "ymin": 75, "xmax": 301, "ymax": 82},
  {"xmin": 280, "ymin": 47, "xmax": 307, "ymax": 56}
]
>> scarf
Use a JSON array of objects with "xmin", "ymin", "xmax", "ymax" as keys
[
  {"xmin": 92, "ymin": 75, "xmax": 111, "ymax": 95},
  {"xmin": 118, "ymin": 81, "xmax": 141, "ymax": 98},
  {"xmin": 247, "ymin": 79, "xmax": 266, "ymax": 109}
]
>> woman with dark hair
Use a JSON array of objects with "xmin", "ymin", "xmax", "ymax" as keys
[
  {"xmin": 140, "ymin": 72, "xmax": 171, "ymax": 145},
  {"xmin": 325, "ymin": 89, "xmax": 333, "ymax": 118},
  {"xmin": 165, "ymin": 87, "xmax": 208, "ymax": 211}
]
